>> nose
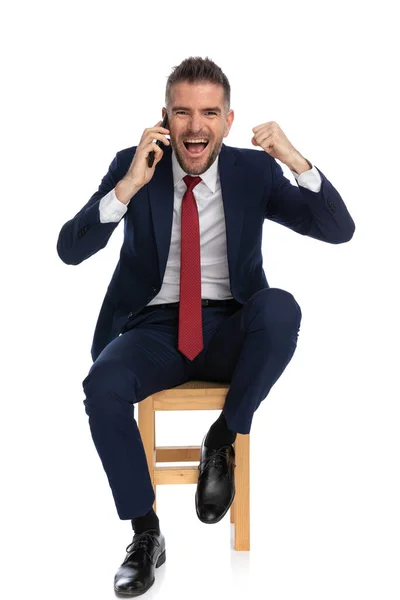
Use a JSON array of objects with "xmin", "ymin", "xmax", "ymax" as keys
[{"xmin": 188, "ymin": 114, "xmax": 203, "ymax": 132}]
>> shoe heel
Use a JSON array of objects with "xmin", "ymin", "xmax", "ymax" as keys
[{"xmin": 156, "ymin": 550, "xmax": 166, "ymax": 568}]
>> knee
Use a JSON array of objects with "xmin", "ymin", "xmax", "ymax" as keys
[
  {"xmin": 267, "ymin": 287, "xmax": 301, "ymax": 318},
  {"xmin": 249, "ymin": 287, "xmax": 302, "ymax": 328},
  {"xmin": 82, "ymin": 359, "xmax": 139, "ymax": 415}
]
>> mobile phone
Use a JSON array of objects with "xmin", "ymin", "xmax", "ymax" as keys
[{"xmin": 148, "ymin": 113, "xmax": 169, "ymax": 168}]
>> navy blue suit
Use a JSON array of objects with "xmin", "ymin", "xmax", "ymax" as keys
[{"xmin": 57, "ymin": 143, "xmax": 355, "ymax": 520}]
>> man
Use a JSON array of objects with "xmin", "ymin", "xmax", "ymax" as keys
[{"xmin": 57, "ymin": 56, "xmax": 355, "ymax": 596}]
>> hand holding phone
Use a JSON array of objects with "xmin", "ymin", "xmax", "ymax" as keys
[{"xmin": 117, "ymin": 118, "xmax": 170, "ymax": 198}]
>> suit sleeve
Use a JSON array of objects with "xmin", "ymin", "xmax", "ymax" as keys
[
  {"xmin": 264, "ymin": 156, "xmax": 356, "ymax": 243},
  {"xmin": 56, "ymin": 153, "xmax": 123, "ymax": 265}
]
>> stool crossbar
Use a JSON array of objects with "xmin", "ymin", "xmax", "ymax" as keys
[{"xmin": 138, "ymin": 380, "xmax": 250, "ymax": 550}]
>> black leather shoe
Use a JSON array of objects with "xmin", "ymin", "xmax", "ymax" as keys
[
  {"xmin": 195, "ymin": 434, "xmax": 236, "ymax": 524},
  {"xmin": 114, "ymin": 529, "xmax": 166, "ymax": 597}
]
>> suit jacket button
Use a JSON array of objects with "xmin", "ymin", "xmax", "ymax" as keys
[{"xmin": 128, "ymin": 312, "xmax": 133, "ymax": 318}]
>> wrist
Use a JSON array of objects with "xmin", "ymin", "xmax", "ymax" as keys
[
  {"xmin": 287, "ymin": 153, "xmax": 312, "ymax": 174},
  {"xmin": 115, "ymin": 179, "xmax": 141, "ymax": 205}
]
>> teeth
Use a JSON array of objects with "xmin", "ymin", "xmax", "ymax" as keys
[{"xmin": 184, "ymin": 139, "xmax": 208, "ymax": 143}]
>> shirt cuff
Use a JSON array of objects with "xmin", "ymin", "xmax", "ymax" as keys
[
  {"xmin": 99, "ymin": 188, "xmax": 129, "ymax": 223},
  {"xmin": 290, "ymin": 161, "xmax": 322, "ymax": 193}
]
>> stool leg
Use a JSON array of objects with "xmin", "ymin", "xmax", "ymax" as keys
[
  {"xmin": 233, "ymin": 433, "xmax": 250, "ymax": 550},
  {"xmin": 138, "ymin": 396, "xmax": 157, "ymax": 512},
  {"xmin": 230, "ymin": 441, "xmax": 235, "ymax": 524}
]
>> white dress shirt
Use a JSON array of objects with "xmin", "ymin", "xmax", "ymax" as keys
[{"xmin": 99, "ymin": 148, "xmax": 322, "ymax": 305}]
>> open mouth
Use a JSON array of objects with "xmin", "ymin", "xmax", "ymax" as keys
[{"xmin": 183, "ymin": 140, "xmax": 209, "ymax": 156}]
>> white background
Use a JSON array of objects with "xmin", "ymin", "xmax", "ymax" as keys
[{"xmin": 1, "ymin": 0, "xmax": 399, "ymax": 598}]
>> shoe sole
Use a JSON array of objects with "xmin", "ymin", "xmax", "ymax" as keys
[{"xmin": 114, "ymin": 550, "xmax": 166, "ymax": 597}]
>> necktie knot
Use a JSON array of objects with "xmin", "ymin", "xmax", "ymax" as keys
[{"xmin": 183, "ymin": 175, "xmax": 202, "ymax": 193}]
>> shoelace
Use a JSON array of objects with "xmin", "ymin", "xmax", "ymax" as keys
[
  {"xmin": 124, "ymin": 530, "xmax": 161, "ymax": 564},
  {"xmin": 198, "ymin": 445, "xmax": 236, "ymax": 480}
]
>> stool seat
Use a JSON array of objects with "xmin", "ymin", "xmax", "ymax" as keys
[{"xmin": 138, "ymin": 380, "xmax": 250, "ymax": 550}]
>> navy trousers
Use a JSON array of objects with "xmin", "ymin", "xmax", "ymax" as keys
[{"xmin": 82, "ymin": 287, "xmax": 302, "ymax": 520}]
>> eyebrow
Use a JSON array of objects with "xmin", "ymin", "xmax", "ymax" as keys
[{"xmin": 171, "ymin": 106, "xmax": 222, "ymax": 113}]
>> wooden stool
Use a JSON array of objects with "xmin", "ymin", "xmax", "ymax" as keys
[{"xmin": 138, "ymin": 380, "xmax": 250, "ymax": 551}]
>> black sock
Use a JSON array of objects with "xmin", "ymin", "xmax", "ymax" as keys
[
  {"xmin": 205, "ymin": 411, "xmax": 236, "ymax": 449},
  {"xmin": 131, "ymin": 507, "xmax": 160, "ymax": 534}
]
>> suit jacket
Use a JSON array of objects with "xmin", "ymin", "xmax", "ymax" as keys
[{"xmin": 57, "ymin": 143, "xmax": 355, "ymax": 362}]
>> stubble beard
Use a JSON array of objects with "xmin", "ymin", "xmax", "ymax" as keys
[{"xmin": 172, "ymin": 137, "xmax": 223, "ymax": 175}]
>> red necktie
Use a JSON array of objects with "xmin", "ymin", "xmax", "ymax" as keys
[{"xmin": 178, "ymin": 175, "xmax": 203, "ymax": 360}]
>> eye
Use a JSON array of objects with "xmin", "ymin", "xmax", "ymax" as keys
[{"xmin": 175, "ymin": 111, "xmax": 217, "ymax": 115}]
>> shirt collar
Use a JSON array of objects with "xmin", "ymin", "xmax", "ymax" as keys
[{"xmin": 171, "ymin": 146, "xmax": 219, "ymax": 193}]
